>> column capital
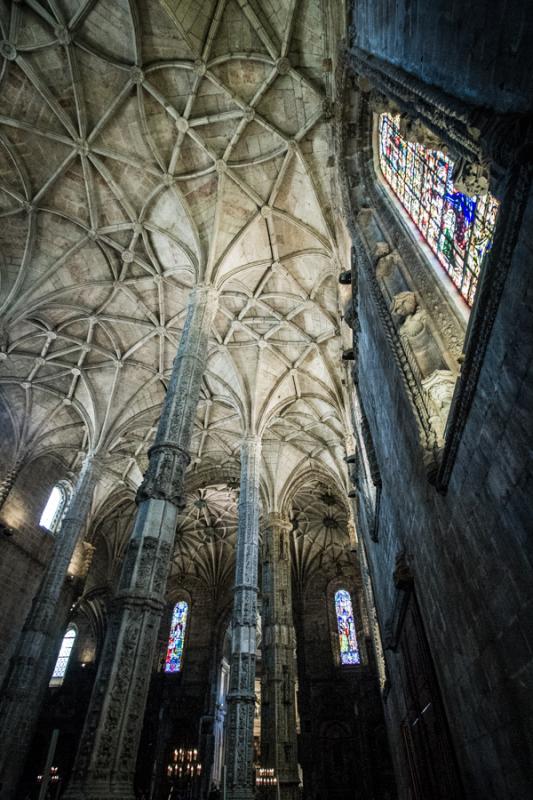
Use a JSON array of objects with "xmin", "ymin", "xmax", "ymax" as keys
[
  {"xmin": 192, "ymin": 283, "xmax": 219, "ymax": 304},
  {"xmin": 240, "ymin": 433, "xmax": 261, "ymax": 448},
  {"xmin": 264, "ymin": 511, "xmax": 292, "ymax": 532}
]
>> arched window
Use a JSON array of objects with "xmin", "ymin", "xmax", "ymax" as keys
[
  {"xmin": 49, "ymin": 626, "xmax": 77, "ymax": 687},
  {"xmin": 378, "ymin": 114, "xmax": 499, "ymax": 307},
  {"xmin": 39, "ymin": 483, "xmax": 69, "ymax": 532},
  {"xmin": 165, "ymin": 600, "xmax": 189, "ymax": 673},
  {"xmin": 334, "ymin": 589, "xmax": 360, "ymax": 665}
]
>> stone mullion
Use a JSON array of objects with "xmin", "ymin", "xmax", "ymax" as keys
[
  {"xmin": 0, "ymin": 454, "xmax": 99, "ymax": 800},
  {"xmin": 261, "ymin": 513, "xmax": 299, "ymax": 800},
  {"xmin": 64, "ymin": 286, "xmax": 218, "ymax": 800},
  {"xmin": 225, "ymin": 436, "xmax": 261, "ymax": 800}
]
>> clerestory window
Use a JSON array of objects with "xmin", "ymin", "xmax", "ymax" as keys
[
  {"xmin": 165, "ymin": 600, "xmax": 189, "ymax": 673},
  {"xmin": 39, "ymin": 483, "xmax": 69, "ymax": 533},
  {"xmin": 334, "ymin": 589, "xmax": 360, "ymax": 666},
  {"xmin": 378, "ymin": 114, "xmax": 499, "ymax": 307},
  {"xmin": 49, "ymin": 626, "xmax": 77, "ymax": 687}
]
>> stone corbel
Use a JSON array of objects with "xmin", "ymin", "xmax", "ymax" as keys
[
  {"xmin": 68, "ymin": 540, "xmax": 96, "ymax": 579},
  {"xmin": 384, "ymin": 552, "xmax": 413, "ymax": 650},
  {"xmin": 393, "ymin": 551, "xmax": 414, "ymax": 592}
]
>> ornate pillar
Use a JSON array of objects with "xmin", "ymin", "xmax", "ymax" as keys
[
  {"xmin": 225, "ymin": 436, "xmax": 262, "ymax": 800},
  {"xmin": 0, "ymin": 453, "xmax": 99, "ymax": 799},
  {"xmin": 261, "ymin": 512, "xmax": 299, "ymax": 800},
  {"xmin": 64, "ymin": 285, "xmax": 217, "ymax": 800},
  {"xmin": 0, "ymin": 452, "xmax": 24, "ymax": 513}
]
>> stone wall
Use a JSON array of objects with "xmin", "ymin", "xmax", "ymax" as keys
[
  {"xmin": 294, "ymin": 567, "xmax": 396, "ymax": 800},
  {"xmin": 0, "ymin": 456, "xmax": 67, "ymax": 685},
  {"xmin": 351, "ymin": 0, "xmax": 533, "ymax": 112},
  {"xmin": 342, "ymin": 6, "xmax": 533, "ymax": 793}
]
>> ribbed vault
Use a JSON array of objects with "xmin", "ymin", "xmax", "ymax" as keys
[{"xmin": 0, "ymin": 0, "xmax": 352, "ymax": 580}]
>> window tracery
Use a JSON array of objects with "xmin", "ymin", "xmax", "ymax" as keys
[
  {"xmin": 378, "ymin": 114, "xmax": 499, "ymax": 307},
  {"xmin": 335, "ymin": 589, "xmax": 360, "ymax": 665},
  {"xmin": 39, "ymin": 483, "xmax": 69, "ymax": 532},
  {"xmin": 49, "ymin": 626, "xmax": 77, "ymax": 687},
  {"xmin": 165, "ymin": 600, "xmax": 189, "ymax": 673}
]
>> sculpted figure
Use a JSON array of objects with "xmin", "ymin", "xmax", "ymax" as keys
[{"xmin": 390, "ymin": 291, "xmax": 417, "ymax": 319}]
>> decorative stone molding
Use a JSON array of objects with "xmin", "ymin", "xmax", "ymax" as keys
[
  {"xmin": 136, "ymin": 443, "xmax": 190, "ymax": 507},
  {"xmin": 436, "ymin": 161, "xmax": 533, "ymax": 490}
]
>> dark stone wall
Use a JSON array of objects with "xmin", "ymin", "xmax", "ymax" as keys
[
  {"xmin": 0, "ymin": 455, "xmax": 67, "ymax": 685},
  {"xmin": 294, "ymin": 572, "xmax": 396, "ymax": 800},
  {"xmin": 344, "ymin": 11, "xmax": 533, "ymax": 793},
  {"xmin": 351, "ymin": 0, "xmax": 533, "ymax": 112}
]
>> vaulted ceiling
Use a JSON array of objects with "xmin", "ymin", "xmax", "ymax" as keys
[{"xmin": 0, "ymin": 0, "xmax": 352, "ymax": 533}]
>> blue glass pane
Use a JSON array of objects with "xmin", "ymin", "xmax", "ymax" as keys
[
  {"xmin": 335, "ymin": 589, "xmax": 360, "ymax": 665},
  {"xmin": 165, "ymin": 601, "xmax": 188, "ymax": 673}
]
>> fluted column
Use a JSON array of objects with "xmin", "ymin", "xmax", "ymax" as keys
[
  {"xmin": 225, "ymin": 436, "xmax": 262, "ymax": 800},
  {"xmin": 64, "ymin": 285, "xmax": 218, "ymax": 800},
  {"xmin": 261, "ymin": 512, "xmax": 299, "ymax": 800},
  {"xmin": 0, "ymin": 453, "xmax": 99, "ymax": 799}
]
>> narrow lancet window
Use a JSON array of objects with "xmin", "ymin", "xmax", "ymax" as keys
[
  {"xmin": 378, "ymin": 114, "xmax": 498, "ymax": 307},
  {"xmin": 50, "ymin": 626, "xmax": 77, "ymax": 687},
  {"xmin": 39, "ymin": 484, "xmax": 68, "ymax": 532},
  {"xmin": 335, "ymin": 589, "xmax": 360, "ymax": 665},
  {"xmin": 165, "ymin": 600, "xmax": 189, "ymax": 673}
]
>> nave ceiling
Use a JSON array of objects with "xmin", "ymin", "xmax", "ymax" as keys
[{"xmin": 0, "ymin": 0, "xmax": 354, "ymax": 575}]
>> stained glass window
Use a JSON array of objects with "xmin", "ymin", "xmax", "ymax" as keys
[
  {"xmin": 165, "ymin": 600, "xmax": 189, "ymax": 673},
  {"xmin": 378, "ymin": 114, "xmax": 499, "ymax": 307},
  {"xmin": 335, "ymin": 589, "xmax": 360, "ymax": 665},
  {"xmin": 40, "ymin": 484, "xmax": 68, "ymax": 532},
  {"xmin": 50, "ymin": 626, "xmax": 76, "ymax": 687}
]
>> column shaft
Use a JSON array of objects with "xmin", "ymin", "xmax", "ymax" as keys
[
  {"xmin": 225, "ymin": 436, "xmax": 262, "ymax": 800},
  {"xmin": 64, "ymin": 285, "xmax": 217, "ymax": 800},
  {"xmin": 0, "ymin": 454, "xmax": 98, "ymax": 799},
  {"xmin": 261, "ymin": 513, "xmax": 299, "ymax": 800},
  {"xmin": 0, "ymin": 453, "xmax": 24, "ymax": 512}
]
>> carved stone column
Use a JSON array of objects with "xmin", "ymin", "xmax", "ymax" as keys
[
  {"xmin": 225, "ymin": 436, "xmax": 262, "ymax": 800},
  {"xmin": 64, "ymin": 285, "xmax": 218, "ymax": 800},
  {"xmin": 260, "ymin": 512, "xmax": 299, "ymax": 800},
  {"xmin": 0, "ymin": 453, "xmax": 99, "ymax": 799},
  {"xmin": 0, "ymin": 452, "xmax": 24, "ymax": 513}
]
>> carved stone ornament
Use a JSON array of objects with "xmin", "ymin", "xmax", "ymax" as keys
[
  {"xmin": 422, "ymin": 369, "xmax": 457, "ymax": 441},
  {"xmin": 136, "ymin": 442, "xmax": 190, "ymax": 507},
  {"xmin": 368, "ymin": 90, "xmax": 400, "ymax": 117},
  {"xmin": 393, "ymin": 552, "xmax": 413, "ymax": 591},
  {"xmin": 398, "ymin": 116, "xmax": 446, "ymax": 152},
  {"xmin": 375, "ymin": 252, "xmax": 397, "ymax": 279},
  {"xmin": 390, "ymin": 291, "xmax": 418, "ymax": 320},
  {"xmin": 452, "ymin": 156, "xmax": 491, "ymax": 196}
]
